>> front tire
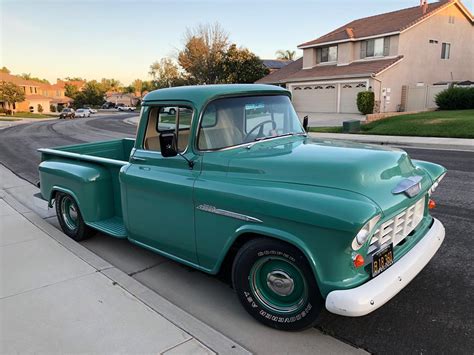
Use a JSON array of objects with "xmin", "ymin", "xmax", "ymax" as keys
[
  {"xmin": 55, "ymin": 192, "xmax": 95, "ymax": 241},
  {"xmin": 232, "ymin": 238, "xmax": 323, "ymax": 331}
]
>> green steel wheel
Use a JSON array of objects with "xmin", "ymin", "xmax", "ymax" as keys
[
  {"xmin": 232, "ymin": 238, "xmax": 323, "ymax": 331},
  {"xmin": 55, "ymin": 192, "xmax": 95, "ymax": 241}
]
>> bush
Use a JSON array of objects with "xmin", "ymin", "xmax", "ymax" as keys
[
  {"xmin": 37, "ymin": 104, "xmax": 44, "ymax": 113},
  {"xmin": 50, "ymin": 104, "xmax": 56, "ymax": 112},
  {"xmin": 435, "ymin": 87, "xmax": 474, "ymax": 110},
  {"xmin": 357, "ymin": 91, "xmax": 375, "ymax": 114}
]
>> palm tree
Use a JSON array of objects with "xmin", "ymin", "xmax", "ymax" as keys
[{"xmin": 275, "ymin": 50, "xmax": 296, "ymax": 61}]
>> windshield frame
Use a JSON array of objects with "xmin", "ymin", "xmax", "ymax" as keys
[{"xmin": 195, "ymin": 94, "xmax": 304, "ymax": 153}]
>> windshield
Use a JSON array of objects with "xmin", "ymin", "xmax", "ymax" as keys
[{"xmin": 198, "ymin": 95, "xmax": 304, "ymax": 150}]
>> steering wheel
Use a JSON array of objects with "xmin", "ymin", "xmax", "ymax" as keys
[{"xmin": 244, "ymin": 120, "xmax": 277, "ymax": 142}]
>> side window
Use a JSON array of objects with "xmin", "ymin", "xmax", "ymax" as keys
[{"xmin": 143, "ymin": 106, "xmax": 193, "ymax": 153}]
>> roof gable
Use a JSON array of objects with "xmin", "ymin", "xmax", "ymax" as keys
[{"xmin": 298, "ymin": 0, "xmax": 470, "ymax": 48}]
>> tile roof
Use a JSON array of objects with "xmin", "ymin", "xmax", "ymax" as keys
[
  {"xmin": 262, "ymin": 59, "xmax": 294, "ymax": 70},
  {"xmin": 256, "ymin": 56, "xmax": 403, "ymax": 84},
  {"xmin": 25, "ymin": 94, "xmax": 52, "ymax": 100},
  {"xmin": 298, "ymin": 0, "xmax": 452, "ymax": 47},
  {"xmin": 256, "ymin": 58, "xmax": 304, "ymax": 84},
  {"xmin": 0, "ymin": 72, "xmax": 42, "ymax": 87}
]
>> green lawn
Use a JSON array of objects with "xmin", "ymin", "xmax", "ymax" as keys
[
  {"xmin": 0, "ymin": 117, "xmax": 22, "ymax": 122},
  {"xmin": 12, "ymin": 112, "xmax": 56, "ymax": 118},
  {"xmin": 309, "ymin": 110, "xmax": 474, "ymax": 138}
]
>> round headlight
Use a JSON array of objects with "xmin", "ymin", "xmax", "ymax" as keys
[{"xmin": 352, "ymin": 214, "xmax": 381, "ymax": 251}]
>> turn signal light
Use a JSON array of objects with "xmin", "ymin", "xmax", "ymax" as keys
[
  {"xmin": 428, "ymin": 199, "xmax": 436, "ymax": 209},
  {"xmin": 353, "ymin": 254, "xmax": 365, "ymax": 268}
]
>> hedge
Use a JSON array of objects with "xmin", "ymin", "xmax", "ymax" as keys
[
  {"xmin": 435, "ymin": 87, "xmax": 474, "ymax": 110},
  {"xmin": 357, "ymin": 91, "xmax": 375, "ymax": 114}
]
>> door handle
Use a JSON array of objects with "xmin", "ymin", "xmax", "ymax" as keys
[{"xmin": 131, "ymin": 156, "xmax": 147, "ymax": 162}]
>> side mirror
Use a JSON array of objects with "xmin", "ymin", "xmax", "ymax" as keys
[
  {"xmin": 159, "ymin": 132, "xmax": 178, "ymax": 157},
  {"xmin": 303, "ymin": 115, "xmax": 309, "ymax": 132}
]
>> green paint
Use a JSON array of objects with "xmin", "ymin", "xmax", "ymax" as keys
[{"xmin": 38, "ymin": 84, "xmax": 446, "ymax": 298}]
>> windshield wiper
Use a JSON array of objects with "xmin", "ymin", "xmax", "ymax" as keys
[{"xmin": 254, "ymin": 132, "xmax": 306, "ymax": 142}]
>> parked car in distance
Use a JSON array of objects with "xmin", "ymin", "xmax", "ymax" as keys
[
  {"xmin": 75, "ymin": 109, "xmax": 91, "ymax": 118},
  {"xmin": 101, "ymin": 102, "xmax": 115, "ymax": 109},
  {"xmin": 118, "ymin": 105, "xmax": 136, "ymax": 111},
  {"xmin": 84, "ymin": 107, "xmax": 97, "ymax": 114},
  {"xmin": 38, "ymin": 84, "xmax": 447, "ymax": 331},
  {"xmin": 59, "ymin": 108, "xmax": 75, "ymax": 119}
]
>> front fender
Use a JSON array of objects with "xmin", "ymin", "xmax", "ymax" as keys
[{"xmin": 412, "ymin": 160, "xmax": 447, "ymax": 183}]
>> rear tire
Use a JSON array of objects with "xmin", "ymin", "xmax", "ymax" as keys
[
  {"xmin": 55, "ymin": 192, "xmax": 95, "ymax": 241},
  {"xmin": 232, "ymin": 238, "xmax": 323, "ymax": 331}
]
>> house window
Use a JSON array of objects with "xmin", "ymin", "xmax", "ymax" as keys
[
  {"xmin": 441, "ymin": 43, "xmax": 451, "ymax": 59},
  {"xmin": 362, "ymin": 37, "xmax": 390, "ymax": 58},
  {"xmin": 317, "ymin": 45, "xmax": 338, "ymax": 63},
  {"xmin": 448, "ymin": 15, "xmax": 455, "ymax": 24},
  {"xmin": 34, "ymin": 87, "xmax": 37, "ymax": 93},
  {"xmin": 29, "ymin": 87, "xmax": 33, "ymax": 93}
]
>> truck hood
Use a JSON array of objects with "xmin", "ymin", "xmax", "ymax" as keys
[{"xmin": 224, "ymin": 136, "xmax": 433, "ymax": 215}]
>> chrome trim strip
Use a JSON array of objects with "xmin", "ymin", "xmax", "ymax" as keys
[{"xmin": 196, "ymin": 204, "xmax": 262, "ymax": 223}]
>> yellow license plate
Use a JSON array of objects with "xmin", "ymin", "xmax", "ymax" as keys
[{"xmin": 372, "ymin": 244, "xmax": 394, "ymax": 277}]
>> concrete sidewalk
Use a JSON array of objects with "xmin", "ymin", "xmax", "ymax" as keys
[
  {"xmin": 309, "ymin": 132, "xmax": 474, "ymax": 151},
  {"xmin": 0, "ymin": 168, "xmax": 249, "ymax": 354}
]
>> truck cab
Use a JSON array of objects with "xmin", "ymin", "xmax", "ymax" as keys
[{"xmin": 39, "ymin": 84, "xmax": 446, "ymax": 330}]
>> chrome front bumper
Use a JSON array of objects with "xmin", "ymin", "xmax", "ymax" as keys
[{"xmin": 325, "ymin": 218, "xmax": 445, "ymax": 317}]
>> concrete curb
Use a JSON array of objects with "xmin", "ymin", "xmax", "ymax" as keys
[
  {"xmin": 123, "ymin": 116, "xmax": 139, "ymax": 126},
  {"xmin": 309, "ymin": 132, "xmax": 474, "ymax": 151},
  {"xmin": 1, "ymin": 180, "xmax": 250, "ymax": 355}
]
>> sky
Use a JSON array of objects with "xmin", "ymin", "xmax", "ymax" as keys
[{"xmin": 1, "ymin": 0, "xmax": 473, "ymax": 85}]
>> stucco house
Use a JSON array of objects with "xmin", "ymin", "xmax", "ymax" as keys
[
  {"xmin": 0, "ymin": 72, "xmax": 73, "ymax": 113},
  {"xmin": 257, "ymin": 0, "xmax": 473, "ymax": 116}
]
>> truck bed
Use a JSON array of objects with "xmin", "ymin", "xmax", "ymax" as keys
[
  {"xmin": 38, "ymin": 138, "xmax": 135, "ymax": 165},
  {"xmin": 38, "ymin": 138, "xmax": 135, "ymax": 238}
]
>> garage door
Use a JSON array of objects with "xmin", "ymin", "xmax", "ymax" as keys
[
  {"xmin": 340, "ymin": 83, "xmax": 367, "ymax": 113},
  {"xmin": 292, "ymin": 85, "xmax": 337, "ymax": 113}
]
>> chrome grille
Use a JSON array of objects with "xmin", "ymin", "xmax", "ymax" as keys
[{"xmin": 368, "ymin": 197, "xmax": 425, "ymax": 254}]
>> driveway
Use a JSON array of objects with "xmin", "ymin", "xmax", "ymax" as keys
[{"xmin": 297, "ymin": 112, "xmax": 365, "ymax": 127}]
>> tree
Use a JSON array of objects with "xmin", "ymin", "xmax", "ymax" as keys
[
  {"xmin": 64, "ymin": 84, "xmax": 79, "ymax": 98},
  {"xmin": 122, "ymin": 85, "xmax": 135, "ymax": 94},
  {"xmin": 276, "ymin": 49, "xmax": 296, "ymax": 61},
  {"xmin": 0, "ymin": 81, "xmax": 25, "ymax": 114},
  {"xmin": 0, "ymin": 66, "xmax": 10, "ymax": 74},
  {"xmin": 149, "ymin": 58, "xmax": 184, "ymax": 88},
  {"xmin": 100, "ymin": 78, "xmax": 122, "ymax": 93},
  {"xmin": 18, "ymin": 73, "xmax": 50, "ymax": 84},
  {"xmin": 178, "ymin": 23, "xmax": 229, "ymax": 84},
  {"xmin": 132, "ymin": 79, "xmax": 143, "ymax": 95},
  {"xmin": 72, "ymin": 80, "xmax": 106, "ymax": 108},
  {"xmin": 221, "ymin": 44, "xmax": 269, "ymax": 83},
  {"xmin": 64, "ymin": 77, "xmax": 84, "ymax": 81}
]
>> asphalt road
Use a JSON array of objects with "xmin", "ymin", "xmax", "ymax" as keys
[{"xmin": 0, "ymin": 114, "xmax": 473, "ymax": 354}]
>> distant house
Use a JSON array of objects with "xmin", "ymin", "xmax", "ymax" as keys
[
  {"xmin": 0, "ymin": 72, "xmax": 73, "ymax": 113},
  {"xmin": 257, "ymin": 0, "xmax": 473, "ymax": 115},
  {"xmin": 105, "ymin": 92, "xmax": 140, "ymax": 106},
  {"xmin": 262, "ymin": 59, "xmax": 293, "ymax": 74}
]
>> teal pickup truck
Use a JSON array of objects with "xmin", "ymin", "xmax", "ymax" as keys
[{"xmin": 39, "ymin": 84, "xmax": 446, "ymax": 330}]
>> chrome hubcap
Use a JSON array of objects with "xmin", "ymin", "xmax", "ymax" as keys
[{"xmin": 266, "ymin": 270, "xmax": 294, "ymax": 296}]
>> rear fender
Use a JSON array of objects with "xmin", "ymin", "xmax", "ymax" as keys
[{"xmin": 39, "ymin": 160, "xmax": 115, "ymax": 223}]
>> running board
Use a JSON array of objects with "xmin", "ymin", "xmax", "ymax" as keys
[{"xmin": 87, "ymin": 216, "xmax": 127, "ymax": 238}]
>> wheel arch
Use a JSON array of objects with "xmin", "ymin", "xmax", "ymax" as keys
[{"xmin": 214, "ymin": 225, "xmax": 323, "ymax": 293}]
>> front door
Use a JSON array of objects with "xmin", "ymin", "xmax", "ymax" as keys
[{"xmin": 122, "ymin": 105, "xmax": 200, "ymax": 264}]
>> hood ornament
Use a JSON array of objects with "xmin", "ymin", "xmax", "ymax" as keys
[{"xmin": 392, "ymin": 176, "xmax": 423, "ymax": 198}]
